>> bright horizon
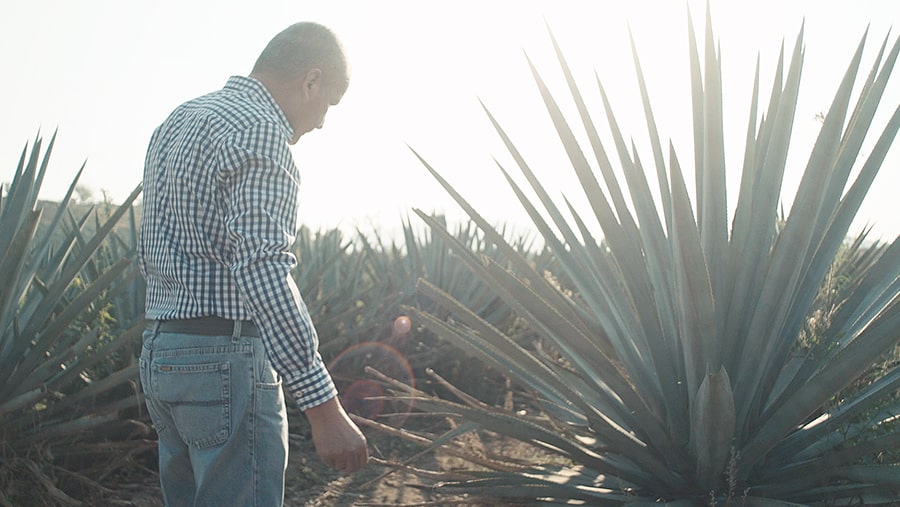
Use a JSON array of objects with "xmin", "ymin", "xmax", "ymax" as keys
[{"xmin": 2, "ymin": 0, "xmax": 899, "ymax": 242}]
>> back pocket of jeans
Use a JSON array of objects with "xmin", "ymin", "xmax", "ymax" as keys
[{"xmin": 154, "ymin": 361, "xmax": 231, "ymax": 448}]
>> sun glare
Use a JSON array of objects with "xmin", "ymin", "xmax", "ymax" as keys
[{"xmin": 0, "ymin": 0, "xmax": 897, "ymax": 239}]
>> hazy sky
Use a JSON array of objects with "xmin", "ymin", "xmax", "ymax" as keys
[{"xmin": 2, "ymin": 0, "xmax": 898, "ymax": 241}]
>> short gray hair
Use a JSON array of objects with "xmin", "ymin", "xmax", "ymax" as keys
[{"xmin": 252, "ymin": 22, "xmax": 348, "ymax": 85}]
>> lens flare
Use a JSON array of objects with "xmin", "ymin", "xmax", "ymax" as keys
[
  {"xmin": 340, "ymin": 379, "xmax": 384, "ymax": 419},
  {"xmin": 393, "ymin": 315, "xmax": 412, "ymax": 336},
  {"xmin": 327, "ymin": 341, "xmax": 414, "ymax": 426}
]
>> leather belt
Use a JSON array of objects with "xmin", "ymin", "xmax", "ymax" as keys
[{"xmin": 148, "ymin": 316, "xmax": 260, "ymax": 337}]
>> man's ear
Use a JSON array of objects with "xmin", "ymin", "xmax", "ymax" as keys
[{"xmin": 302, "ymin": 68, "xmax": 323, "ymax": 97}]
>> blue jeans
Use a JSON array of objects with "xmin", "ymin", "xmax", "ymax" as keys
[{"xmin": 139, "ymin": 323, "xmax": 288, "ymax": 506}]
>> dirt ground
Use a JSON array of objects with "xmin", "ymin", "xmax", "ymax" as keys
[
  {"xmin": 109, "ymin": 419, "xmax": 505, "ymax": 507},
  {"xmin": 285, "ymin": 434, "xmax": 441, "ymax": 506},
  {"xmin": 101, "ymin": 433, "xmax": 456, "ymax": 507},
  {"xmin": 71, "ymin": 381, "xmax": 530, "ymax": 506}
]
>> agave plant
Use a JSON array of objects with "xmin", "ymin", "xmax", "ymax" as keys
[
  {"xmin": 310, "ymin": 216, "xmax": 551, "ymax": 424},
  {"xmin": 291, "ymin": 224, "xmax": 380, "ymax": 358},
  {"xmin": 361, "ymin": 216, "xmax": 549, "ymax": 369},
  {"xmin": 370, "ymin": 9, "xmax": 900, "ymax": 506},
  {"xmin": 0, "ymin": 133, "xmax": 147, "ymax": 504}
]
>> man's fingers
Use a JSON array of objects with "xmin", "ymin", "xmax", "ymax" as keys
[
  {"xmin": 341, "ymin": 449, "xmax": 367, "ymax": 473},
  {"xmin": 322, "ymin": 445, "xmax": 367, "ymax": 473},
  {"xmin": 350, "ymin": 448, "xmax": 368, "ymax": 472}
]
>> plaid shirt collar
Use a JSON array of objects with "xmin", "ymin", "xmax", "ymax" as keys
[{"xmin": 224, "ymin": 75, "xmax": 294, "ymax": 140}]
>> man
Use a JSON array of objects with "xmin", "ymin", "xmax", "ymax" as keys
[{"xmin": 137, "ymin": 22, "xmax": 368, "ymax": 506}]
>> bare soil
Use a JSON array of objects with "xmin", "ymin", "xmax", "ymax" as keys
[
  {"xmin": 286, "ymin": 412, "xmax": 540, "ymax": 506},
  {"xmin": 284, "ymin": 430, "xmax": 441, "ymax": 507},
  {"xmin": 104, "ymin": 420, "xmax": 508, "ymax": 507}
]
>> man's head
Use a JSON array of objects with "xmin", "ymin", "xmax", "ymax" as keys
[{"xmin": 250, "ymin": 22, "xmax": 349, "ymax": 144}]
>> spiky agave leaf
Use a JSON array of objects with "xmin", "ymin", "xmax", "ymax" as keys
[
  {"xmin": 398, "ymin": 7, "xmax": 900, "ymax": 506},
  {"xmin": 0, "ymin": 134, "xmax": 147, "ymax": 504}
]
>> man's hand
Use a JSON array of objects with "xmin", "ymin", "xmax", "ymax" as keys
[{"xmin": 304, "ymin": 397, "xmax": 368, "ymax": 473}]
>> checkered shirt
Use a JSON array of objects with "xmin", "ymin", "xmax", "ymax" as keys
[{"xmin": 137, "ymin": 75, "xmax": 337, "ymax": 410}]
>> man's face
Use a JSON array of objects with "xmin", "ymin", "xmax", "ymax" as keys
[{"xmin": 283, "ymin": 70, "xmax": 347, "ymax": 144}]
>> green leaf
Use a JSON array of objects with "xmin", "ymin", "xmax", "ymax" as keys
[{"xmin": 689, "ymin": 367, "xmax": 735, "ymax": 490}]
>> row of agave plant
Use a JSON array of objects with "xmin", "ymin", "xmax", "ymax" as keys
[
  {"xmin": 361, "ymin": 8, "xmax": 900, "ymax": 507},
  {"xmin": 0, "ymin": 133, "xmax": 542, "ymax": 503}
]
